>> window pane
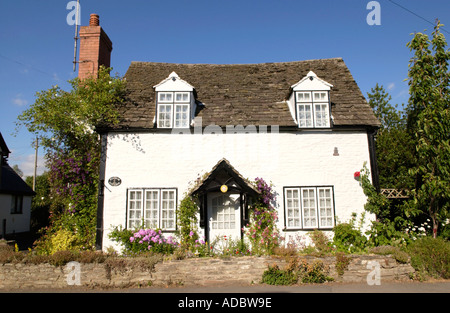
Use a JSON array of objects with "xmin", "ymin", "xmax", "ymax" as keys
[
  {"xmin": 285, "ymin": 188, "xmax": 301, "ymax": 228},
  {"xmin": 314, "ymin": 104, "xmax": 329, "ymax": 127},
  {"xmin": 318, "ymin": 188, "xmax": 333, "ymax": 228},
  {"xmin": 297, "ymin": 92, "xmax": 311, "ymax": 102},
  {"xmin": 175, "ymin": 104, "xmax": 189, "ymax": 128},
  {"xmin": 158, "ymin": 104, "xmax": 172, "ymax": 128},
  {"xmin": 313, "ymin": 92, "xmax": 328, "ymax": 101},
  {"xmin": 128, "ymin": 190, "xmax": 143, "ymax": 229},
  {"xmin": 175, "ymin": 92, "xmax": 189, "ymax": 102},
  {"xmin": 145, "ymin": 190, "xmax": 159, "ymax": 229},
  {"xmin": 161, "ymin": 190, "xmax": 176, "ymax": 230},
  {"xmin": 298, "ymin": 104, "xmax": 312, "ymax": 128},
  {"xmin": 301, "ymin": 188, "xmax": 317, "ymax": 228}
]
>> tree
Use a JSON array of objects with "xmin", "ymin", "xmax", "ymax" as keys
[
  {"xmin": 16, "ymin": 67, "xmax": 126, "ymax": 252},
  {"xmin": 12, "ymin": 164, "xmax": 24, "ymax": 178},
  {"xmin": 405, "ymin": 21, "xmax": 450, "ymax": 238},
  {"xmin": 366, "ymin": 84, "xmax": 414, "ymax": 189}
]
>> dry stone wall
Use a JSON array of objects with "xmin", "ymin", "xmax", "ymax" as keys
[{"xmin": 0, "ymin": 255, "xmax": 414, "ymax": 290}]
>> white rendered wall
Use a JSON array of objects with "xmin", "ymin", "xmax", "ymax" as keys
[
  {"xmin": 101, "ymin": 129, "xmax": 375, "ymax": 251},
  {"xmin": 0, "ymin": 194, "xmax": 32, "ymax": 235}
]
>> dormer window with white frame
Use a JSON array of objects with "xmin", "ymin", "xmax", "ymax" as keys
[
  {"xmin": 289, "ymin": 71, "xmax": 333, "ymax": 129},
  {"xmin": 154, "ymin": 72, "xmax": 195, "ymax": 129}
]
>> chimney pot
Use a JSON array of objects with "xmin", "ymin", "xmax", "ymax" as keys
[{"xmin": 89, "ymin": 14, "xmax": 100, "ymax": 26}]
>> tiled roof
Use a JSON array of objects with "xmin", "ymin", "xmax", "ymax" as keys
[
  {"xmin": 0, "ymin": 164, "xmax": 35, "ymax": 196},
  {"xmin": 113, "ymin": 58, "xmax": 380, "ymax": 130}
]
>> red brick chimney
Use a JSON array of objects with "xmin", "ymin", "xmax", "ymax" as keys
[{"xmin": 78, "ymin": 14, "xmax": 112, "ymax": 80}]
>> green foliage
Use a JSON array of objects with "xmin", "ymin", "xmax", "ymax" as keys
[
  {"xmin": 405, "ymin": 21, "xmax": 450, "ymax": 238},
  {"xmin": 176, "ymin": 194, "xmax": 200, "ymax": 250},
  {"xmin": 333, "ymin": 222, "xmax": 367, "ymax": 253},
  {"xmin": 209, "ymin": 236, "xmax": 251, "ymax": 256},
  {"xmin": 261, "ymin": 257, "xmax": 333, "ymax": 286},
  {"xmin": 47, "ymin": 228, "xmax": 83, "ymax": 255},
  {"xmin": 16, "ymin": 67, "xmax": 126, "ymax": 253},
  {"xmin": 366, "ymin": 220, "xmax": 408, "ymax": 247},
  {"xmin": 407, "ymin": 237, "xmax": 450, "ymax": 279},
  {"xmin": 261, "ymin": 264, "xmax": 297, "ymax": 285},
  {"xmin": 245, "ymin": 178, "xmax": 281, "ymax": 255},
  {"xmin": 308, "ymin": 230, "xmax": 334, "ymax": 255},
  {"xmin": 109, "ymin": 226, "xmax": 178, "ymax": 255},
  {"xmin": 297, "ymin": 259, "xmax": 332, "ymax": 283},
  {"xmin": 335, "ymin": 252, "xmax": 351, "ymax": 276},
  {"xmin": 25, "ymin": 172, "xmax": 51, "ymax": 233},
  {"xmin": 367, "ymin": 84, "xmax": 415, "ymax": 189},
  {"xmin": 359, "ymin": 163, "xmax": 392, "ymax": 220}
]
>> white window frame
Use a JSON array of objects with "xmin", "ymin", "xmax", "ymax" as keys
[
  {"xmin": 295, "ymin": 91, "xmax": 330, "ymax": 128},
  {"xmin": 128, "ymin": 190, "xmax": 143, "ymax": 229},
  {"xmin": 317, "ymin": 187, "xmax": 334, "ymax": 228},
  {"xmin": 160, "ymin": 189, "xmax": 177, "ymax": 230},
  {"xmin": 144, "ymin": 189, "xmax": 160, "ymax": 229},
  {"xmin": 284, "ymin": 188, "xmax": 301, "ymax": 229},
  {"xmin": 284, "ymin": 186, "xmax": 335, "ymax": 230},
  {"xmin": 175, "ymin": 92, "xmax": 190, "ymax": 103},
  {"xmin": 127, "ymin": 188, "xmax": 177, "ymax": 231},
  {"xmin": 174, "ymin": 103, "xmax": 190, "ymax": 128},
  {"xmin": 314, "ymin": 103, "xmax": 330, "ymax": 128},
  {"xmin": 158, "ymin": 92, "xmax": 173, "ymax": 103},
  {"xmin": 157, "ymin": 92, "xmax": 190, "ymax": 129},
  {"xmin": 157, "ymin": 103, "xmax": 173, "ymax": 128},
  {"xmin": 297, "ymin": 103, "xmax": 313, "ymax": 128}
]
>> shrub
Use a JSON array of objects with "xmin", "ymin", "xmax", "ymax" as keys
[
  {"xmin": 261, "ymin": 264, "xmax": 297, "ymax": 285},
  {"xmin": 335, "ymin": 252, "xmax": 351, "ymax": 276},
  {"xmin": 407, "ymin": 237, "xmax": 450, "ymax": 279},
  {"xmin": 109, "ymin": 226, "xmax": 178, "ymax": 255},
  {"xmin": 48, "ymin": 228, "xmax": 83, "ymax": 255},
  {"xmin": 245, "ymin": 177, "xmax": 281, "ymax": 255},
  {"xmin": 309, "ymin": 230, "xmax": 333, "ymax": 255},
  {"xmin": 333, "ymin": 222, "xmax": 367, "ymax": 253},
  {"xmin": 297, "ymin": 259, "xmax": 333, "ymax": 283},
  {"xmin": 176, "ymin": 194, "xmax": 200, "ymax": 251}
]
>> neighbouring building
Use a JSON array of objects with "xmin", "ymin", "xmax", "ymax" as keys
[{"xmin": 0, "ymin": 132, "xmax": 35, "ymax": 238}]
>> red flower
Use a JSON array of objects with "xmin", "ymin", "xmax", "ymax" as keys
[{"xmin": 354, "ymin": 171, "xmax": 361, "ymax": 179}]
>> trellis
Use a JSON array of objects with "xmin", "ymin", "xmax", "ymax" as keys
[{"xmin": 380, "ymin": 189, "xmax": 409, "ymax": 199}]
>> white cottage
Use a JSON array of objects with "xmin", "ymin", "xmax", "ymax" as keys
[{"xmin": 78, "ymin": 15, "xmax": 381, "ymax": 251}]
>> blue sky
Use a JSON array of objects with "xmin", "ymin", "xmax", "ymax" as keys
[{"xmin": 1, "ymin": 0, "xmax": 449, "ymax": 176}]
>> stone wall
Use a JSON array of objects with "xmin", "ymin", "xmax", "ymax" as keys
[{"xmin": 0, "ymin": 255, "xmax": 415, "ymax": 290}]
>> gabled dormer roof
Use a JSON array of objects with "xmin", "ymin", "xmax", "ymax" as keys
[
  {"xmin": 110, "ymin": 58, "xmax": 380, "ymax": 130},
  {"xmin": 153, "ymin": 71, "xmax": 195, "ymax": 92},
  {"xmin": 290, "ymin": 71, "xmax": 333, "ymax": 91}
]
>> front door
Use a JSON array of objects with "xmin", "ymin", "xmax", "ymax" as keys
[{"xmin": 207, "ymin": 193, "xmax": 241, "ymax": 243}]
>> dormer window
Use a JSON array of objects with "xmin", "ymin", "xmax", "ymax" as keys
[
  {"xmin": 156, "ymin": 91, "xmax": 191, "ymax": 128},
  {"xmin": 154, "ymin": 72, "xmax": 195, "ymax": 129},
  {"xmin": 296, "ymin": 91, "xmax": 330, "ymax": 128},
  {"xmin": 288, "ymin": 71, "xmax": 333, "ymax": 129}
]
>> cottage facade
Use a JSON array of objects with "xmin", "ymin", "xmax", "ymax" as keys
[{"xmin": 79, "ymin": 15, "xmax": 380, "ymax": 251}]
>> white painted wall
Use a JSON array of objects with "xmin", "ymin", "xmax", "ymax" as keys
[
  {"xmin": 101, "ymin": 129, "xmax": 375, "ymax": 251},
  {"xmin": 0, "ymin": 194, "xmax": 32, "ymax": 235}
]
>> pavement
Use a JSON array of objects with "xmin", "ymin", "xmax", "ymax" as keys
[{"xmin": 3, "ymin": 279, "xmax": 449, "ymax": 293}]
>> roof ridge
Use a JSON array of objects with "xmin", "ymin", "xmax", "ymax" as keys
[{"xmin": 129, "ymin": 57, "xmax": 344, "ymax": 67}]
